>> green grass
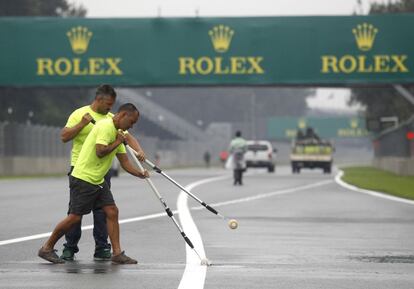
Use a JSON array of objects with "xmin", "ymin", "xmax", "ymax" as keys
[{"xmin": 341, "ymin": 166, "xmax": 414, "ymax": 201}]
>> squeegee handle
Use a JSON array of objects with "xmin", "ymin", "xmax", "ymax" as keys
[
  {"xmin": 202, "ymin": 202, "xmax": 219, "ymax": 215},
  {"xmin": 144, "ymin": 155, "xmax": 220, "ymax": 215},
  {"xmin": 129, "ymin": 147, "xmax": 222, "ymax": 217},
  {"xmin": 144, "ymin": 159, "xmax": 162, "ymax": 173}
]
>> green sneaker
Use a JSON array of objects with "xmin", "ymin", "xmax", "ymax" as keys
[
  {"xmin": 94, "ymin": 247, "xmax": 112, "ymax": 261},
  {"xmin": 60, "ymin": 247, "xmax": 75, "ymax": 261}
]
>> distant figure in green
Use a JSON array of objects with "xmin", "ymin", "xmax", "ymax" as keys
[{"xmin": 229, "ymin": 131, "xmax": 247, "ymax": 186}]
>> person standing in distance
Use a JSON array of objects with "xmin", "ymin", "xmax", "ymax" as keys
[
  {"xmin": 60, "ymin": 84, "xmax": 146, "ymax": 261},
  {"xmin": 39, "ymin": 103, "xmax": 149, "ymax": 264},
  {"xmin": 229, "ymin": 131, "xmax": 247, "ymax": 185}
]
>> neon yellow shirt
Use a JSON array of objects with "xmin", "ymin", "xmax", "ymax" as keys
[
  {"xmin": 72, "ymin": 118, "xmax": 126, "ymax": 185},
  {"xmin": 65, "ymin": 106, "xmax": 114, "ymax": 166}
]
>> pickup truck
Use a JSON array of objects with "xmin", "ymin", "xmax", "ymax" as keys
[{"xmin": 290, "ymin": 139, "xmax": 333, "ymax": 174}]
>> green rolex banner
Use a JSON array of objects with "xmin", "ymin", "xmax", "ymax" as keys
[
  {"xmin": 267, "ymin": 117, "xmax": 369, "ymax": 140},
  {"xmin": 0, "ymin": 15, "xmax": 413, "ymax": 86}
]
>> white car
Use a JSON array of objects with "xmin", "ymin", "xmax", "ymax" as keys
[{"xmin": 244, "ymin": 140, "xmax": 277, "ymax": 173}]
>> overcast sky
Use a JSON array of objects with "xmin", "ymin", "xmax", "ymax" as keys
[
  {"xmin": 72, "ymin": 0, "xmax": 384, "ymax": 111},
  {"xmin": 73, "ymin": 0, "xmax": 383, "ymax": 18}
]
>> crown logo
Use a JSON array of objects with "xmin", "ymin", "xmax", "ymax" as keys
[
  {"xmin": 350, "ymin": 118, "xmax": 359, "ymax": 128},
  {"xmin": 208, "ymin": 25, "xmax": 234, "ymax": 53},
  {"xmin": 298, "ymin": 118, "xmax": 307, "ymax": 129},
  {"xmin": 352, "ymin": 23, "xmax": 378, "ymax": 51},
  {"xmin": 66, "ymin": 26, "xmax": 93, "ymax": 54}
]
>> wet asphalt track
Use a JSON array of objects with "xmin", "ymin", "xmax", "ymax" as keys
[{"xmin": 0, "ymin": 166, "xmax": 413, "ymax": 289}]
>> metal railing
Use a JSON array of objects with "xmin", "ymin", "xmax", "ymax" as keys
[
  {"xmin": 0, "ymin": 121, "xmax": 227, "ymax": 173},
  {"xmin": 374, "ymin": 115, "xmax": 414, "ymax": 158},
  {"xmin": 0, "ymin": 122, "xmax": 70, "ymax": 157}
]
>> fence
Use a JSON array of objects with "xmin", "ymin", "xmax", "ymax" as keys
[
  {"xmin": 372, "ymin": 116, "xmax": 414, "ymax": 175},
  {"xmin": 0, "ymin": 121, "xmax": 70, "ymax": 176},
  {"xmin": 0, "ymin": 122, "xmax": 69, "ymax": 157},
  {"xmin": 0, "ymin": 121, "xmax": 227, "ymax": 176}
]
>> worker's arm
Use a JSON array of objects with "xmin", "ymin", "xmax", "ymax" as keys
[
  {"xmin": 125, "ymin": 133, "xmax": 146, "ymax": 161},
  {"xmin": 61, "ymin": 113, "xmax": 93, "ymax": 143},
  {"xmin": 116, "ymin": 153, "xmax": 149, "ymax": 179},
  {"xmin": 96, "ymin": 131, "xmax": 125, "ymax": 158}
]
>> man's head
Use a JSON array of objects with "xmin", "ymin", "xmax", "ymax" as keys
[
  {"xmin": 116, "ymin": 103, "xmax": 140, "ymax": 130},
  {"xmin": 94, "ymin": 84, "xmax": 117, "ymax": 114},
  {"xmin": 235, "ymin": 130, "xmax": 242, "ymax": 137}
]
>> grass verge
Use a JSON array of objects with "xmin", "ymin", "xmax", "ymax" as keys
[{"xmin": 340, "ymin": 166, "xmax": 414, "ymax": 201}]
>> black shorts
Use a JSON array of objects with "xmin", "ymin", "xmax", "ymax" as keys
[{"xmin": 69, "ymin": 176, "xmax": 115, "ymax": 215}]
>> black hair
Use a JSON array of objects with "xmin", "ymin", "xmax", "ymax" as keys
[
  {"xmin": 95, "ymin": 84, "xmax": 116, "ymax": 99},
  {"xmin": 235, "ymin": 130, "xmax": 242, "ymax": 137},
  {"xmin": 118, "ymin": 103, "xmax": 139, "ymax": 115}
]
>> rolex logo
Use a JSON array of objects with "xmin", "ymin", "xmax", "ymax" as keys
[
  {"xmin": 179, "ymin": 24, "xmax": 264, "ymax": 75},
  {"xmin": 67, "ymin": 26, "xmax": 93, "ymax": 54},
  {"xmin": 352, "ymin": 23, "xmax": 378, "ymax": 51},
  {"xmin": 298, "ymin": 118, "xmax": 307, "ymax": 129},
  {"xmin": 208, "ymin": 25, "xmax": 234, "ymax": 53},
  {"xmin": 350, "ymin": 118, "xmax": 358, "ymax": 128}
]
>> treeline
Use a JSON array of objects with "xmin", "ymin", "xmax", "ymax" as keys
[{"xmin": 350, "ymin": 0, "xmax": 414, "ymax": 124}]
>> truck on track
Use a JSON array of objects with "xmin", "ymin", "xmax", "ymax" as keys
[{"xmin": 290, "ymin": 135, "xmax": 334, "ymax": 174}]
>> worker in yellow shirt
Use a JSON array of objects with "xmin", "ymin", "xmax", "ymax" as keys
[
  {"xmin": 39, "ymin": 103, "xmax": 149, "ymax": 264},
  {"xmin": 60, "ymin": 84, "xmax": 145, "ymax": 261}
]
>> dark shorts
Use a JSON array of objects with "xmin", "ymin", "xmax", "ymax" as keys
[{"xmin": 69, "ymin": 176, "xmax": 115, "ymax": 216}]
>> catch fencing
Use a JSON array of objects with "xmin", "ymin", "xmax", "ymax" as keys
[
  {"xmin": 374, "ymin": 116, "xmax": 414, "ymax": 158},
  {"xmin": 0, "ymin": 121, "xmax": 226, "ymax": 176},
  {"xmin": 0, "ymin": 121, "xmax": 69, "ymax": 157},
  {"xmin": 373, "ymin": 116, "xmax": 414, "ymax": 175},
  {"xmin": 0, "ymin": 121, "xmax": 70, "ymax": 176}
]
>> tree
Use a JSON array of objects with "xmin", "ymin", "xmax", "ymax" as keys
[
  {"xmin": 350, "ymin": 0, "xmax": 414, "ymax": 128},
  {"xmin": 350, "ymin": 86, "xmax": 414, "ymax": 121},
  {"xmin": 0, "ymin": 88, "xmax": 93, "ymax": 126},
  {"xmin": 0, "ymin": 0, "xmax": 86, "ymax": 17},
  {"xmin": 369, "ymin": 0, "xmax": 414, "ymax": 13},
  {"xmin": 0, "ymin": 0, "xmax": 89, "ymax": 125}
]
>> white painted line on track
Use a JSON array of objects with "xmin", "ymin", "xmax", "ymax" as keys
[
  {"xmin": 335, "ymin": 170, "xmax": 414, "ymax": 206},
  {"xmin": 176, "ymin": 176, "xmax": 334, "ymax": 289},
  {"xmin": 196, "ymin": 179, "xmax": 334, "ymax": 210},
  {"xmin": 0, "ymin": 212, "xmax": 168, "ymax": 246},
  {"xmin": 0, "ymin": 175, "xmax": 333, "ymax": 250},
  {"xmin": 177, "ymin": 175, "xmax": 230, "ymax": 289}
]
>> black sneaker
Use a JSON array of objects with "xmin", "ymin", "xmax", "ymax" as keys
[
  {"xmin": 94, "ymin": 247, "xmax": 112, "ymax": 261},
  {"xmin": 111, "ymin": 251, "xmax": 137, "ymax": 264},
  {"xmin": 38, "ymin": 247, "xmax": 65, "ymax": 264},
  {"xmin": 60, "ymin": 247, "xmax": 75, "ymax": 261}
]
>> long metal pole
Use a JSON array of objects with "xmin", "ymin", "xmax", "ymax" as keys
[
  {"xmin": 125, "ymin": 145, "xmax": 204, "ymax": 261},
  {"xmin": 127, "ymin": 147, "xmax": 227, "ymax": 220}
]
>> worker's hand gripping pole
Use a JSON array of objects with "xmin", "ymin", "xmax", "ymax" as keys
[{"xmin": 127, "ymin": 146, "xmax": 224, "ymax": 220}]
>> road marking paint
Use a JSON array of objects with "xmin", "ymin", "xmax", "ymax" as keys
[
  {"xmin": 0, "ymin": 175, "xmax": 333, "ymax": 251},
  {"xmin": 0, "ymin": 212, "xmax": 168, "ymax": 246},
  {"xmin": 177, "ymin": 175, "xmax": 230, "ymax": 289},
  {"xmin": 176, "ymin": 176, "xmax": 333, "ymax": 289},
  {"xmin": 335, "ymin": 170, "xmax": 414, "ymax": 206},
  {"xmin": 197, "ymin": 179, "xmax": 334, "ymax": 209}
]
